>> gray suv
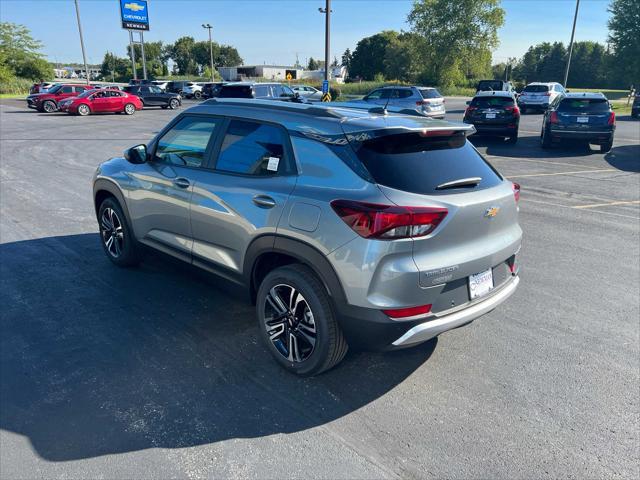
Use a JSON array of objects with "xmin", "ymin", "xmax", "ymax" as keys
[
  {"xmin": 358, "ymin": 86, "xmax": 446, "ymax": 118},
  {"xmin": 93, "ymin": 99, "xmax": 522, "ymax": 375}
]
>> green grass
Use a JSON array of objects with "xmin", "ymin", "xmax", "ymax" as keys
[
  {"xmin": 610, "ymin": 103, "xmax": 632, "ymax": 115},
  {"xmin": 0, "ymin": 77, "xmax": 33, "ymax": 95},
  {"xmin": 0, "ymin": 93, "xmax": 27, "ymax": 98}
]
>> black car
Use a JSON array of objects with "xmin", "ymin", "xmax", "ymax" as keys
[
  {"xmin": 217, "ymin": 82, "xmax": 307, "ymax": 103},
  {"xmin": 541, "ymin": 92, "xmax": 615, "ymax": 152},
  {"xmin": 164, "ymin": 81, "xmax": 191, "ymax": 95},
  {"xmin": 463, "ymin": 91, "xmax": 520, "ymax": 143},
  {"xmin": 202, "ymin": 82, "xmax": 225, "ymax": 99},
  {"xmin": 123, "ymin": 85, "xmax": 181, "ymax": 109},
  {"xmin": 128, "ymin": 79, "xmax": 153, "ymax": 86},
  {"xmin": 476, "ymin": 79, "xmax": 516, "ymax": 94},
  {"xmin": 632, "ymin": 93, "xmax": 639, "ymax": 119}
]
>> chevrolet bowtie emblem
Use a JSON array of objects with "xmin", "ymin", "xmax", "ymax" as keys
[{"xmin": 484, "ymin": 207, "xmax": 500, "ymax": 218}]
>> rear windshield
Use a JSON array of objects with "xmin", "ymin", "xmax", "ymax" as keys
[
  {"xmin": 353, "ymin": 132, "xmax": 502, "ymax": 195},
  {"xmin": 420, "ymin": 88, "xmax": 442, "ymax": 99},
  {"xmin": 477, "ymin": 81, "xmax": 503, "ymax": 91},
  {"xmin": 558, "ymin": 98, "xmax": 609, "ymax": 112},
  {"xmin": 524, "ymin": 85, "xmax": 549, "ymax": 93},
  {"xmin": 471, "ymin": 96, "xmax": 515, "ymax": 108},
  {"xmin": 219, "ymin": 85, "xmax": 253, "ymax": 98}
]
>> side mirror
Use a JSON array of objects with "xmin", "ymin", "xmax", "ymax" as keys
[
  {"xmin": 566, "ymin": 89, "xmax": 570, "ymax": 93},
  {"xmin": 124, "ymin": 144, "xmax": 147, "ymax": 164}
]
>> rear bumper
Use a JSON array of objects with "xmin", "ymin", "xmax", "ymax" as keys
[
  {"xmin": 391, "ymin": 275, "xmax": 519, "ymax": 347},
  {"xmin": 472, "ymin": 123, "xmax": 518, "ymax": 134},
  {"xmin": 550, "ymin": 129, "xmax": 614, "ymax": 141}
]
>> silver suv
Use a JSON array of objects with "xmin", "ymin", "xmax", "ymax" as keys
[
  {"xmin": 93, "ymin": 99, "xmax": 522, "ymax": 375},
  {"xmin": 359, "ymin": 86, "xmax": 446, "ymax": 118}
]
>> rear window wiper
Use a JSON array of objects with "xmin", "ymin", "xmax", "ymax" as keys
[{"xmin": 436, "ymin": 177, "xmax": 482, "ymax": 190}]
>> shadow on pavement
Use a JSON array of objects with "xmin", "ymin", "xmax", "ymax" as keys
[
  {"xmin": 470, "ymin": 134, "xmax": 593, "ymax": 159},
  {"xmin": 0, "ymin": 233, "xmax": 436, "ymax": 461},
  {"xmin": 604, "ymin": 144, "xmax": 640, "ymax": 172}
]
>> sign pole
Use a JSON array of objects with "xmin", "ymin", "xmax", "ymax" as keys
[
  {"xmin": 563, "ymin": 0, "xmax": 580, "ymax": 87},
  {"xmin": 129, "ymin": 30, "xmax": 137, "ymax": 80},
  {"xmin": 140, "ymin": 31, "xmax": 148, "ymax": 80}
]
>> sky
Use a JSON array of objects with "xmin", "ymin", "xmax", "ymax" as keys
[{"xmin": 0, "ymin": 0, "xmax": 612, "ymax": 67}]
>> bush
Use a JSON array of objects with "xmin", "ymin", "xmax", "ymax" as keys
[{"xmin": 0, "ymin": 76, "xmax": 33, "ymax": 95}]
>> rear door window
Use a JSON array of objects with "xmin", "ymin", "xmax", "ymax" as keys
[
  {"xmin": 352, "ymin": 132, "xmax": 502, "ymax": 195},
  {"xmin": 220, "ymin": 85, "xmax": 253, "ymax": 98},
  {"xmin": 558, "ymin": 98, "xmax": 610, "ymax": 113},
  {"xmin": 254, "ymin": 85, "xmax": 271, "ymax": 97},
  {"xmin": 395, "ymin": 89, "xmax": 413, "ymax": 99},
  {"xmin": 214, "ymin": 120, "xmax": 292, "ymax": 176}
]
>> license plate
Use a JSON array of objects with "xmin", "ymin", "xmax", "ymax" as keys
[
  {"xmin": 577, "ymin": 116, "xmax": 589, "ymax": 123},
  {"xmin": 485, "ymin": 113, "xmax": 496, "ymax": 119},
  {"xmin": 469, "ymin": 268, "xmax": 494, "ymax": 300}
]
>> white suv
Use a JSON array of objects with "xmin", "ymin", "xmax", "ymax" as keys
[
  {"xmin": 181, "ymin": 82, "xmax": 204, "ymax": 99},
  {"xmin": 518, "ymin": 82, "xmax": 566, "ymax": 113}
]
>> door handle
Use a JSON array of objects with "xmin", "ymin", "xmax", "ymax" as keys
[
  {"xmin": 252, "ymin": 195, "xmax": 276, "ymax": 208},
  {"xmin": 173, "ymin": 177, "xmax": 191, "ymax": 189}
]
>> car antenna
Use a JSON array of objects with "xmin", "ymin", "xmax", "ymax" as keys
[{"xmin": 382, "ymin": 88, "xmax": 391, "ymax": 115}]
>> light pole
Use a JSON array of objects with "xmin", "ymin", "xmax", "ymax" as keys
[
  {"xmin": 202, "ymin": 23, "xmax": 214, "ymax": 82},
  {"xmin": 563, "ymin": 0, "xmax": 580, "ymax": 87},
  {"xmin": 73, "ymin": 0, "xmax": 90, "ymax": 85},
  {"xmin": 318, "ymin": 1, "xmax": 331, "ymax": 83}
]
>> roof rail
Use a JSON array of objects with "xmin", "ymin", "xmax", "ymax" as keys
[{"xmin": 201, "ymin": 98, "xmax": 343, "ymax": 118}]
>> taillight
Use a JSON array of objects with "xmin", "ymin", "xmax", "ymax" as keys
[
  {"xmin": 505, "ymin": 105, "xmax": 520, "ymax": 117},
  {"xmin": 512, "ymin": 182, "xmax": 520, "ymax": 203},
  {"xmin": 544, "ymin": 92, "xmax": 551, "ymax": 96},
  {"xmin": 417, "ymin": 100, "xmax": 428, "ymax": 106},
  {"xmin": 383, "ymin": 304, "xmax": 432, "ymax": 320},
  {"xmin": 549, "ymin": 111, "xmax": 559, "ymax": 124},
  {"xmin": 330, "ymin": 200, "xmax": 448, "ymax": 240},
  {"xmin": 465, "ymin": 106, "xmax": 477, "ymax": 115},
  {"xmin": 608, "ymin": 111, "xmax": 615, "ymax": 125}
]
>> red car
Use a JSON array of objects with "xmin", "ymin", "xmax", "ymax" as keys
[
  {"xmin": 58, "ymin": 89, "xmax": 143, "ymax": 116},
  {"xmin": 26, "ymin": 84, "xmax": 95, "ymax": 112}
]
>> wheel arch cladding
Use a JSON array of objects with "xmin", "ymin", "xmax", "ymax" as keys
[
  {"xmin": 244, "ymin": 235, "xmax": 347, "ymax": 307},
  {"xmin": 93, "ymin": 179, "xmax": 131, "ymax": 222}
]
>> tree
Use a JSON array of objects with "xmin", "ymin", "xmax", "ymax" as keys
[
  {"xmin": 331, "ymin": 56, "xmax": 339, "ymax": 68},
  {"xmin": 307, "ymin": 57, "xmax": 318, "ymax": 70},
  {"xmin": 383, "ymin": 33, "xmax": 421, "ymax": 82},
  {"xmin": 349, "ymin": 31, "xmax": 398, "ymax": 80},
  {"xmin": 407, "ymin": 0, "xmax": 504, "ymax": 85},
  {"xmin": 341, "ymin": 48, "xmax": 352, "ymax": 70},
  {"xmin": 167, "ymin": 36, "xmax": 198, "ymax": 75},
  {"xmin": 607, "ymin": 0, "xmax": 640, "ymax": 88},
  {"xmin": 100, "ymin": 52, "xmax": 130, "ymax": 82},
  {"xmin": 0, "ymin": 22, "xmax": 53, "ymax": 80}
]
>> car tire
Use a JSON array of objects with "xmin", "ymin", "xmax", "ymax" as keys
[
  {"xmin": 600, "ymin": 140, "xmax": 613, "ymax": 153},
  {"xmin": 541, "ymin": 127, "xmax": 553, "ymax": 149},
  {"xmin": 193, "ymin": 91, "xmax": 202, "ymax": 100},
  {"xmin": 124, "ymin": 103, "xmax": 136, "ymax": 115},
  {"xmin": 98, "ymin": 197, "xmax": 141, "ymax": 267},
  {"xmin": 169, "ymin": 98, "xmax": 180, "ymax": 109},
  {"xmin": 77, "ymin": 104, "xmax": 90, "ymax": 116},
  {"xmin": 256, "ymin": 264, "xmax": 348, "ymax": 376},
  {"xmin": 506, "ymin": 133, "xmax": 518, "ymax": 144},
  {"xmin": 42, "ymin": 100, "xmax": 57, "ymax": 113}
]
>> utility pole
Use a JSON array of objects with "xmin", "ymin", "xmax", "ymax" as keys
[
  {"xmin": 73, "ymin": 0, "xmax": 90, "ymax": 85},
  {"xmin": 318, "ymin": 0, "xmax": 331, "ymax": 82},
  {"xmin": 140, "ymin": 32, "xmax": 147, "ymax": 80},
  {"xmin": 202, "ymin": 24, "xmax": 214, "ymax": 82},
  {"xmin": 563, "ymin": 0, "xmax": 580, "ymax": 87}
]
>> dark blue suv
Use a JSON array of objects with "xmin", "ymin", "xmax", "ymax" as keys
[{"xmin": 541, "ymin": 92, "xmax": 615, "ymax": 152}]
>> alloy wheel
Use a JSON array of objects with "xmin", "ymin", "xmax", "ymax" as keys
[
  {"xmin": 43, "ymin": 101, "xmax": 56, "ymax": 113},
  {"xmin": 125, "ymin": 104, "xmax": 135, "ymax": 115},
  {"xmin": 100, "ymin": 207, "xmax": 124, "ymax": 258},
  {"xmin": 78, "ymin": 104, "xmax": 89, "ymax": 116},
  {"xmin": 170, "ymin": 99, "xmax": 179, "ymax": 109},
  {"xmin": 263, "ymin": 284, "xmax": 317, "ymax": 363}
]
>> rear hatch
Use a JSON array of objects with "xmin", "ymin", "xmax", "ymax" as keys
[
  {"xmin": 347, "ymin": 127, "xmax": 521, "ymax": 291},
  {"xmin": 467, "ymin": 95, "xmax": 517, "ymax": 125},
  {"xmin": 556, "ymin": 97, "xmax": 613, "ymax": 129},
  {"xmin": 521, "ymin": 84, "xmax": 549, "ymax": 103},
  {"xmin": 418, "ymin": 88, "xmax": 444, "ymax": 113}
]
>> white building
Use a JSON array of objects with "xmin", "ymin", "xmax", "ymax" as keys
[{"xmin": 218, "ymin": 65, "xmax": 348, "ymax": 83}]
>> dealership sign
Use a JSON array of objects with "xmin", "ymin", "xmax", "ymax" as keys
[{"xmin": 120, "ymin": 0, "xmax": 149, "ymax": 31}]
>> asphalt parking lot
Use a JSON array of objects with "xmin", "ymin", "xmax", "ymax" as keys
[{"xmin": 1, "ymin": 97, "xmax": 638, "ymax": 479}]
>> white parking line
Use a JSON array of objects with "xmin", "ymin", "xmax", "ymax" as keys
[
  {"xmin": 523, "ymin": 198, "xmax": 640, "ymax": 219},
  {"xmin": 485, "ymin": 155, "xmax": 611, "ymax": 170},
  {"xmin": 573, "ymin": 200, "xmax": 640, "ymax": 209},
  {"xmin": 508, "ymin": 168, "xmax": 618, "ymax": 178}
]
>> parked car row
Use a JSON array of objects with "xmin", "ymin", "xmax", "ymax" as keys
[{"xmin": 462, "ymin": 89, "xmax": 616, "ymax": 152}]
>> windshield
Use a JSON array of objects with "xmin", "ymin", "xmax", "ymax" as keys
[
  {"xmin": 524, "ymin": 85, "xmax": 549, "ymax": 93},
  {"xmin": 471, "ymin": 96, "xmax": 515, "ymax": 108},
  {"xmin": 558, "ymin": 98, "xmax": 610, "ymax": 113},
  {"xmin": 477, "ymin": 81, "xmax": 503, "ymax": 91},
  {"xmin": 77, "ymin": 89, "xmax": 96, "ymax": 98},
  {"xmin": 353, "ymin": 132, "xmax": 502, "ymax": 195},
  {"xmin": 47, "ymin": 84, "xmax": 63, "ymax": 94}
]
